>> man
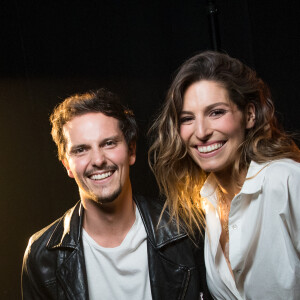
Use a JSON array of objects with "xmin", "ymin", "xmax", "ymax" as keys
[{"xmin": 22, "ymin": 89, "xmax": 210, "ymax": 299}]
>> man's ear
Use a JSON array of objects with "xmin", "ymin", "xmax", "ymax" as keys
[
  {"xmin": 128, "ymin": 142, "xmax": 136, "ymax": 166},
  {"xmin": 62, "ymin": 159, "xmax": 74, "ymax": 178},
  {"xmin": 246, "ymin": 103, "xmax": 256, "ymax": 129}
]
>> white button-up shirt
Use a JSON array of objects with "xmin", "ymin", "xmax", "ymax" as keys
[{"xmin": 202, "ymin": 159, "xmax": 300, "ymax": 300}]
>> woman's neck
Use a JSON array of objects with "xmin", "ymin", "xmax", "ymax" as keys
[{"xmin": 212, "ymin": 167, "xmax": 248, "ymax": 203}]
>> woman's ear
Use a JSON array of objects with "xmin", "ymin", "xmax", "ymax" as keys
[{"xmin": 246, "ymin": 103, "xmax": 256, "ymax": 129}]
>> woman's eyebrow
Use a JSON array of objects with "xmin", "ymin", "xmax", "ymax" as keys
[
  {"xmin": 180, "ymin": 102, "xmax": 230, "ymax": 115},
  {"xmin": 180, "ymin": 110, "xmax": 194, "ymax": 115},
  {"xmin": 205, "ymin": 102, "xmax": 230, "ymax": 110}
]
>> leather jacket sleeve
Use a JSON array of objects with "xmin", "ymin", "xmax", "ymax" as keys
[{"xmin": 22, "ymin": 245, "xmax": 45, "ymax": 299}]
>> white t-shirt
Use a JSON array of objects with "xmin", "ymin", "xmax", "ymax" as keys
[
  {"xmin": 82, "ymin": 208, "xmax": 152, "ymax": 300},
  {"xmin": 202, "ymin": 159, "xmax": 300, "ymax": 300}
]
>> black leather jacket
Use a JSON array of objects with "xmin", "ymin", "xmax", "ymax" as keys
[{"xmin": 22, "ymin": 195, "xmax": 211, "ymax": 299}]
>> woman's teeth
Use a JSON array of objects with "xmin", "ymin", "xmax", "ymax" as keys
[
  {"xmin": 90, "ymin": 171, "xmax": 112, "ymax": 180},
  {"xmin": 197, "ymin": 143, "xmax": 223, "ymax": 153}
]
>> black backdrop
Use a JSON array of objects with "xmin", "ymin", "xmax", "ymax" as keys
[{"xmin": 1, "ymin": 0, "xmax": 299, "ymax": 298}]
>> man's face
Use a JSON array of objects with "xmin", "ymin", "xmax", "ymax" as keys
[{"xmin": 63, "ymin": 112, "xmax": 136, "ymax": 205}]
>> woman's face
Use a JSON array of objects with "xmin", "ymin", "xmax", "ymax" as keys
[{"xmin": 179, "ymin": 80, "xmax": 255, "ymax": 175}]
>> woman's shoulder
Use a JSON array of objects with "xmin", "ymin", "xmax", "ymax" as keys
[
  {"xmin": 261, "ymin": 159, "xmax": 300, "ymax": 189},
  {"xmin": 257, "ymin": 159, "xmax": 300, "ymax": 220},
  {"xmin": 265, "ymin": 158, "xmax": 300, "ymax": 175}
]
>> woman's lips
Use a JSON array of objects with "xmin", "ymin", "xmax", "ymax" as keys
[{"xmin": 197, "ymin": 142, "xmax": 225, "ymax": 154}]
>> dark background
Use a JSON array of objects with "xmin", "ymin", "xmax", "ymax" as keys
[{"xmin": 1, "ymin": 0, "xmax": 299, "ymax": 298}]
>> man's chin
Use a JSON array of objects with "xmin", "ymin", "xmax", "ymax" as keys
[{"xmin": 93, "ymin": 188, "xmax": 122, "ymax": 205}]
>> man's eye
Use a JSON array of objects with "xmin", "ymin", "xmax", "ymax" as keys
[{"xmin": 73, "ymin": 147, "xmax": 85, "ymax": 154}]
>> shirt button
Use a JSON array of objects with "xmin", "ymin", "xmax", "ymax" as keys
[
  {"xmin": 236, "ymin": 269, "xmax": 242, "ymax": 274},
  {"xmin": 232, "ymin": 224, "xmax": 238, "ymax": 230}
]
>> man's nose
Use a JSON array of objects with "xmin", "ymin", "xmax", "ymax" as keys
[{"xmin": 91, "ymin": 148, "xmax": 106, "ymax": 167}]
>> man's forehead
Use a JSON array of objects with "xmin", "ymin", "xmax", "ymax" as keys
[
  {"xmin": 63, "ymin": 112, "xmax": 124, "ymax": 143},
  {"xmin": 64, "ymin": 112, "xmax": 120, "ymax": 129}
]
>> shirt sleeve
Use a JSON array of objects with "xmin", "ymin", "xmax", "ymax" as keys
[
  {"xmin": 266, "ymin": 160, "xmax": 300, "ymax": 254},
  {"xmin": 283, "ymin": 168, "xmax": 300, "ymax": 253}
]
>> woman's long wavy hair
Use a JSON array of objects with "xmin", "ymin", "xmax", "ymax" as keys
[{"xmin": 148, "ymin": 51, "xmax": 300, "ymax": 237}]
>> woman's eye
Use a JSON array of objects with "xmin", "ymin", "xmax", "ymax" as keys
[
  {"xmin": 210, "ymin": 109, "xmax": 226, "ymax": 117},
  {"xmin": 105, "ymin": 140, "xmax": 116, "ymax": 147},
  {"xmin": 180, "ymin": 116, "xmax": 193, "ymax": 123}
]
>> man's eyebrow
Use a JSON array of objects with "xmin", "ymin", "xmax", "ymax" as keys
[
  {"xmin": 68, "ymin": 144, "xmax": 88, "ymax": 153},
  {"xmin": 69, "ymin": 135, "xmax": 122, "ymax": 151}
]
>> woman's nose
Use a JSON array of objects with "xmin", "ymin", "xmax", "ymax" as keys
[{"xmin": 195, "ymin": 118, "xmax": 212, "ymax": 141}]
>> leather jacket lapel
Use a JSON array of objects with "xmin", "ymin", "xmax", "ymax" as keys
[
  {"xmin": 56, "ymin": 245, "xmax": 89, "ymax": 300},
  {"xmin": 46, "ymin": 202, "xmax": 89, "ymax": 299},
  {"xmin": 134, "ymin": 195, "xmax": 187, "ymax": 248},
  {"xmin": 46, "ymin": 201, "xmax": 83, "ymax": 249},
  {"xmin": 135, "ymin": 195, "xmax": 192, "ymax": 300}
]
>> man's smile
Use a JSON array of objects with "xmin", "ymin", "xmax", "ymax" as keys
[{"xmin": 89, "ymin": 171, "xmax": 114, "ymax": 181}]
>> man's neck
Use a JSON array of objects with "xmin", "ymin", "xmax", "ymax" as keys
[{"xmin": 81, "ymin": 192, "xmax": 136, "ymax": 248}]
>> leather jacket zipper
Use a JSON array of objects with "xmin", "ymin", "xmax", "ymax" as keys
[{"xmin": 180, "ymin": 269, "xmax": 191, "ymax": 300}]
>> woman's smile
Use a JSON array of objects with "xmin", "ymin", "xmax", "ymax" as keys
[{"xmin": 196, "ymin": 141, "xmax": 225, "ymax": 154}]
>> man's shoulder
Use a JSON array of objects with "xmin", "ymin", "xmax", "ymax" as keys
[
  {"xmin": 26, "ymin": 217, "xmax": 62, "ymax": 253},
  {"xmin": 22, "ymin": 214, "xmax": 65, "ymax": 284},
  {"xmin": 21, "ymin": 202, "xmax": 85, "ymax": 298},
  {"xmin": 134, "ymin": 194, "xmax": 189, "ymax": 248},
  {"xmin": 24, "ymin": 202, "xmax": 80, "ymax": 262},
  {"xmin": 134, "ymin": 194, "xmax": 170, "ymax": 230},
  {"xmin": 134, "ymin": 195, "xmax": 205, "ymax": 275},
  {"xmin": 134, "ymin": 194, "xmax": 165, "ymax": 218}
]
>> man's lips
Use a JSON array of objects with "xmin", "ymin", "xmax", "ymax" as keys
[
  {"xmin": 89, "ymin": 171, "xmax": 113, "ymax": 180},
  {"xmin": 86, "ymin": 167, "xmax": 117, "ymax": 180},
  {"xmin": 196, "ymin": 142, "xmax": 225, "ymax": 153}
]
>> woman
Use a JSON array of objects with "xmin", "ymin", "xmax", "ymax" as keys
[{"xmin": 149, "ymin": 51, "xmax": 300, "ymax": 299}]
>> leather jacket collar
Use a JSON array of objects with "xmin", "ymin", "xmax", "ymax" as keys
[
  {"xmin": 46, "ymin": 195, "xmax": 187, "ymax": 251},
  {"xmin": 22, "ymin": 195, "xmax": 210, "ymax": 300}
]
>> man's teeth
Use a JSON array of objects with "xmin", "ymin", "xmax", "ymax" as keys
[
  {"xmin": 90, "ymin": 172, "xmax": 112, "ymax": 180},
  {"xmin": 197, "ymin": 143, "xmax": 223, "ymax": 153}
]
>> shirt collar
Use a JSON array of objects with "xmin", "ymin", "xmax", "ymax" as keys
[
  {"xmin": 200, "ymin": 160, "xmax": 271, "ymax": 202},
  {"xmin": 200, "ymin": 174, "xmax": 218, "ymax": 208},
  {"xmin": 241, "ymin": 160, "xmax": 271, "ymax": 194}
]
